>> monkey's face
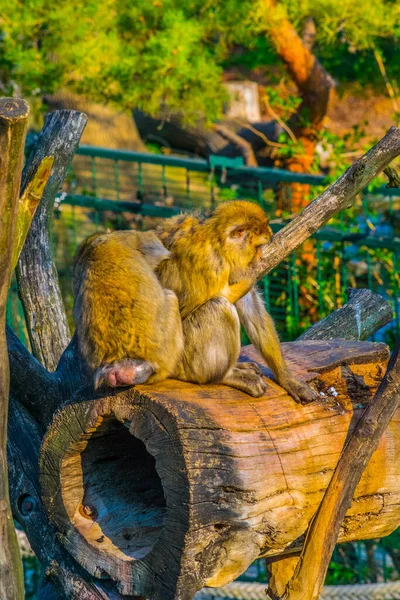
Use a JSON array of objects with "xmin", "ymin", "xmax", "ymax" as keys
[{"xmin": 227, "ymin": 219, "xmax": 272, "ymax": 266}]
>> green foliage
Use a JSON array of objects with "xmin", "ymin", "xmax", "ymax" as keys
[{"xmin": 1, "ymin": 0, "xmax": 400, "ymax": 123}]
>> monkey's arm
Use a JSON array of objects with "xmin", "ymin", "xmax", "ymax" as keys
[
  {"xmin": 236, "ymin": 287, "xmax": 318, "ymax": 404},
  {"xmin": 223, "ymin": 277, "xmax": 256, "ymax": 304}
]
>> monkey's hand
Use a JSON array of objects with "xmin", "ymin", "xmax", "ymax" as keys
[
  {"xmin": 280, "ymin": 376, "xmax": 319, "ymax": 405},
  {"xmin": 94, "ymin": 359, "xmax": 154, "ymax": 390}
]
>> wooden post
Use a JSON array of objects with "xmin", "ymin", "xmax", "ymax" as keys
[{"xmin": 0, "ymin": 97, "xmax": 29, "ymax": 600}]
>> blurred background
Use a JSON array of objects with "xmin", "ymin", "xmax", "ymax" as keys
[{"xmin": 2, "ymin": 0, "xmax": 400, "ymax": 596}]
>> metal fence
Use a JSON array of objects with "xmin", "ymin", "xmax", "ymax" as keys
[{"xmin": 7, "ymin": 144, "xmax": 400, "ymax": 346}]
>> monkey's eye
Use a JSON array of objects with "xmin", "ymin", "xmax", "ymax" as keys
[
  {"xmin": 233, "ymin": 227, "xmax": 245, "ymax": 238},
  {"xmin": 253, "ymin": 227, "xmax": 260, "ymax": 235}
]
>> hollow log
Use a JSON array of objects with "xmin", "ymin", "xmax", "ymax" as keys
[{"xmin": 38, "ymin": 340, "xmax": 400, "ymax": 600}]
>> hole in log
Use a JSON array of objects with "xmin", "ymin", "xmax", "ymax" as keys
[{"xmin": 63, "ymin": 416, "xmax": 166, "ymax": 561}]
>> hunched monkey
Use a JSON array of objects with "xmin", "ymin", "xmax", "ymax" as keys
[
  {"xmin": 157, "ymin": 200, "xmax": 317, "ymax": 403},
  {"xmin": 72, "ymin": 230, "xmax": 183, "ymax": 389}
]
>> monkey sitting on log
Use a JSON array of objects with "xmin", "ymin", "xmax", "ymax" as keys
[
  {"xmin": 157, "ymin": 200, "xmax": 318, "ymax": 403},
  {"xmin": 72, "ymin": 230, "xmax": 183, "ymax": 390}
]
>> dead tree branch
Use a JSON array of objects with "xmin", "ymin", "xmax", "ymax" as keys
[
  {"xmin": 298, "ymin": 288, "xmax": 393, "ymax": 341},
  {"xmin": 256, "ymin": 126, "xmax": 400, "ymax": 278},
  {"xmin": 17, "ymin": 110, "xmax": 87, "ymax": 371}
]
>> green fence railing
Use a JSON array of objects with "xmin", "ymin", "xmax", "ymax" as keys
[{"xmin": 7, "ymin": 144, "xmax": 400, "ymax": 347}]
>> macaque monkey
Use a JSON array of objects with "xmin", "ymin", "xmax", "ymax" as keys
[
  {"xmin": 72, "ymin": 230, "xmax": 183, "ymax": 390},
  {"xmin": 157, "ymin": 201, "xmax": 317, "ymax": 403}
]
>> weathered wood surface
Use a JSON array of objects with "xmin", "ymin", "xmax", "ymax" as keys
[
  {"xmin": 17, "ymin": 110, "xmax": 87, "ymax": 371},
  {"xmin": 39, "ymin": 340, "xmax": 399, "ymax": 600},
  {"xmin": 0, "ymin": 97, "xmax": 29, "ymax": 600}
]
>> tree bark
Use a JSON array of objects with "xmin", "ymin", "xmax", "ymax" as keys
[
  {"xmin": 39, "ymin": 340, "xmax": 397, "ymax": 600},
  {"xmin": 17, "ymin": 110, "xmax": 87, "ymax": 370},
  {"xmin": 0, "ymin": 97, "xmax": 30, "ymax": 600}
]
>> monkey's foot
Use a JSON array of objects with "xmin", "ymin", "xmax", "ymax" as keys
[
  {"xmin": 94, "ymin": 359, "xmax": 154, "ymax": 390},
  {"xmin": 281, "ymin": 377, "xmax": 319, "ymax": 405},
  {"xmin": 236, "ymin": 361, "xmax": 264, "ymax": 377},
  {"xmin": 222, "ymin": 368, "xmax": 267, "ymax": 398}
]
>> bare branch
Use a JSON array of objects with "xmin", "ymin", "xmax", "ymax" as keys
[
  {"xmin": 256, "ymin": 126, "xmax": 400, "ymax": 279},
  {"xmin": 298, "ymin": 288, "xmax": 393, "ymax": 341},
  {"xmin": 214, "ymin": 124, "xmax": 258, "ymax": 166}
]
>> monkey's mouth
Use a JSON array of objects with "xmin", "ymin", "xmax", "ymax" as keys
[{"xmin": 64, "ymin": 416, "xmax": 167, "ymax": 561}]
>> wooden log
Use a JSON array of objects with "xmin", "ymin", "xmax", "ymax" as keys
[
  {"xmin": 133, "ymin": 109, "xmax": 280, "ymax": 165},
  {"xmin": 7, "ymin": 390, "xmax": 141, "ymax": 600},
  {"xmin": 39, "ymin": 340, "xmax": 399, "ymax": 600},
  {"xmin": 0, "ymin": 97, "xmax": 29, "ymax": 600},
  {"xmin": 298, "ymin": 288, "xmax": 394, "ymax": 342}
]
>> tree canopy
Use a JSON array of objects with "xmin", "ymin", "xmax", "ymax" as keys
[{"xmin": 1, "ymin": 0, "xmax": 400, "ymax": 123}]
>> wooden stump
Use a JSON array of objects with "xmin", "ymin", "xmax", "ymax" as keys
[{"xmin": 39, "ymin": 340, "xmax": 399, "ymax": 600}]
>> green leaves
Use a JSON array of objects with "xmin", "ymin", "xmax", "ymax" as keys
[{"xmin": 1, "ymin": 0, "xmax": 400, "ymax": 123}]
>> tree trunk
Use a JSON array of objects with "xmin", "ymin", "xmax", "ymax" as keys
[
  {"xmin": 17, "ymin": 110, "xmax": 87, "ymax": 370},
  {"xmin": 261, "ymin": 0, "xmax": 334, "ymax": 210},
  {"xmin": 0, "ymin": 98, "xmax": 30, "ymax": 600}
]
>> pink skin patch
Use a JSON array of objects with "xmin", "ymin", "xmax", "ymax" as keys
[
  {"xmin": 104, "ymin": 364, "xmax": 137, "ymax": 387},
  {"xmin": 94, "ymin": 359, "xmax": 154, "ymax": 390}
]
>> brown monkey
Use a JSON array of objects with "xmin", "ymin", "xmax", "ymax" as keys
[
  {"xmin": 72, "ymin": 230, "xmax": 183, "ymax": 390},
  {"xmin": 157, "ymin": 200, "xmax": 317, "ymax": 403}
]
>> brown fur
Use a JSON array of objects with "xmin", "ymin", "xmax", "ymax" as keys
[
  {"xmin": 73, "ymin": 230, "xmax": 183, "ymax": 389},
  {"xmin": 157, "ymin": 201, "xmax": 272, "ymax": 319},
  {"xmin": 158, "ymin": 200, "xmax": 317, "ymax": 403}
]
